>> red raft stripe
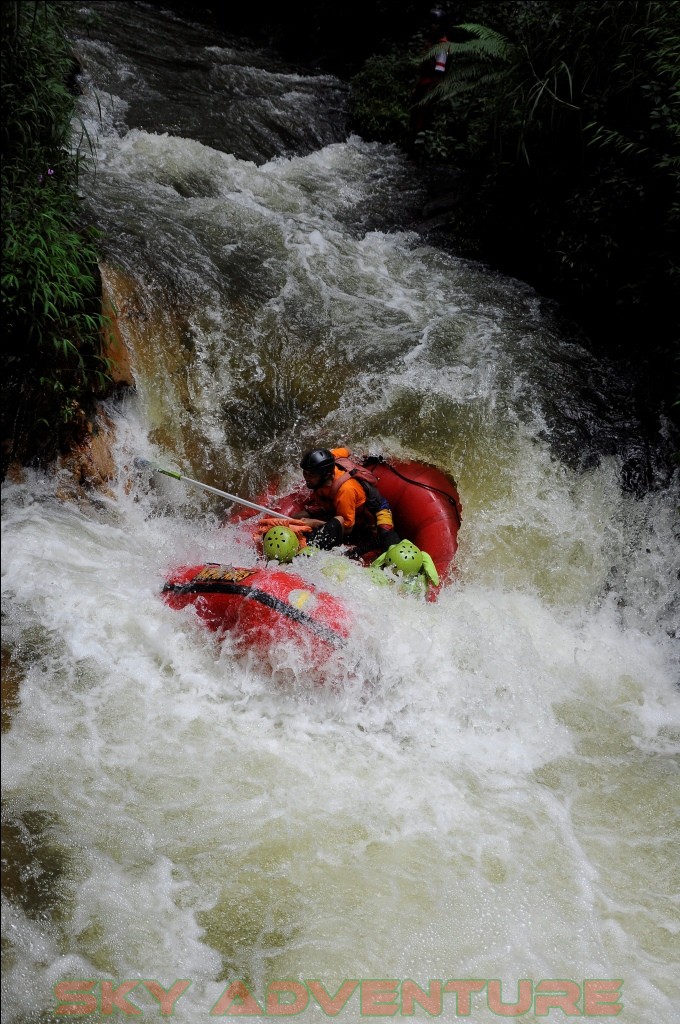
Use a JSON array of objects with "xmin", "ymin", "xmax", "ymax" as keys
[{"xmin": 162, "ymin": 578, "xmax": 348, "ymax": 648}]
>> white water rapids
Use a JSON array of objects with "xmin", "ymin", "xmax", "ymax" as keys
[{"xmin": 2, "ymin": 3, "xmax": 679, "ymax": 1021}]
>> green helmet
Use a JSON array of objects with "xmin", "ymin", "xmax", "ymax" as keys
[
  {"xmin": 262, "ymin": 526, "xmax": 299, "ymax": 563},
  {"xmin": 384, "ymin": 540, "xmax": 424, "ymax": 576}
]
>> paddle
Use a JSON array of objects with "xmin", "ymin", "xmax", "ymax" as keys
[{"xmin": 134, "ymin": 458, "xmax": 290, "ymax": 519}]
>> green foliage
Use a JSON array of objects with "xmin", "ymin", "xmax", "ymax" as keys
[
  {"xmin": 422, "ymin": 23, "xmax": 517, "ymax": 102},
  {"xmin": 352, "ymin": 1, "xmax": 679, "ymax": 414},
  {"xmin": 478, "ymin": 1, "xmax": 679, "ymax": 326},
  {"xmin": 1, "ymin": 1, "xmax": 111, "ymax": 472},
  {"xmin": 349, "ymin": 52, "xmax": 417, "ymax": 146}
]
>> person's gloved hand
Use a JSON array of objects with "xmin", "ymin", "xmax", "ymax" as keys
[
  {"xmin": 377, "ymin": 527, "xmax": 400, "ymax": 550},
  {"xmin": 309, "ymin": 517, "xmax": 344, "ymax": 550}
]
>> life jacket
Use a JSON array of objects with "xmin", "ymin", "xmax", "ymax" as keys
[
  {"xmin": 417, "ymin": 34, "xmax": 449, "ymax": 87},
  {"xmin": 328, "ymin": 456, "xmax": 380, "ymax": 498},
  {"xmin": 330, "ymin": 456, "xmax": 395, "ymax": 531},
  {"xmin": 305, "ymin": 454, "xmax": 393, "ymax": 531}
]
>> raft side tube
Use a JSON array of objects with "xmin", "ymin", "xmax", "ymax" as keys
[{"xmin": 162, "ymin": 564, "xmax": 353, "ymax": 656}]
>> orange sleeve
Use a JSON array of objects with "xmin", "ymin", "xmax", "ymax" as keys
[
  {"xmin": 334, "ymin": 478, "xmax": 366, "ymax": 531},
  {"xmin": 331, "ymin": 447, "xmax": 351, "ymax": 459}
]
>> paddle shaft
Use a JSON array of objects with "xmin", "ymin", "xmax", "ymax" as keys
[{"xmin": 141, "ymin": 462, "xmax": 289, "ymax": 519}]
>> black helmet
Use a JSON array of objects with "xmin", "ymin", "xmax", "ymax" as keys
[{"xmin": 300, "ymin": 448, "xmax": 335, "ymax": 475}]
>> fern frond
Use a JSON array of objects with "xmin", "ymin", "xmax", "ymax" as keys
[
  {"xmin": 424, "ymin": 23, "xmax": 516, "ymax": 65},
  {"xmin": 424, "ymin": 68, "xmax": 508, "ymax": 105},
  {"xmin": 452, "ymin": 23, "xmax": 515, "ymax": 59},
  {"xmin": 419, "ymin": 22, "xmax": 517, "ymax": 106}
]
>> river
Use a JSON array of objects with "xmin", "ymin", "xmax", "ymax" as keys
[{"xmin": 2, "ymin": 2, "xmax": 678, "ymax": 1021}]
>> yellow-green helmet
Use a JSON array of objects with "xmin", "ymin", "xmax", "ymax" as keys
[
  {"xmin": 384, "ymin": 539, "xmax": 423, "ymax": 576},
  {"xmin": 263, "ymin": 525, "xmax": 299, "ymax": 563}
]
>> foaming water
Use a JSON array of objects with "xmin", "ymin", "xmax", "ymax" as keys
[
  {"xmin": 2, "ymin": 3, "xmax": 679, "ymax": 1021},
  {"xmin": 3, "ymin": 404, "xmax": 678, "ymax": 1022},
  {"xmin": 71, "ymin": 1, "xmax": 348, "ymax": 161}
]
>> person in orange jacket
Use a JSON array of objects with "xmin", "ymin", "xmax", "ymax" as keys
[
  {"xmin": 411, "ymin": 7, "xmax": 450, "ymax": 135},
  {"xmin": 293, "ymin": 447, "xmax": 401, "ymax": 553}
]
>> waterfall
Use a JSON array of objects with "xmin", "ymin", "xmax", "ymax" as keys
[{"xmin": 2, "ymin": 3, "xmax": 678, "ymax": 1021}]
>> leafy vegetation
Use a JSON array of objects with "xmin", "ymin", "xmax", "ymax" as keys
[
  {"xmin": 1, "ymin": 0, "xmax": 111, "ymax": 475},
  {"xmin": 350, "ymin": 1, "xmax": 680, "ymax": 422},
  {"xmin": 349, "ymin": 52, "xmax": 417, "ymax": 147}
]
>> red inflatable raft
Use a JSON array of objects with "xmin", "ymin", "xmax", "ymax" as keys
[
  {"xmin": 250, "ymin": 457, "xmax": 462, "ymax": 589},
  {"xmin": 162, "ymin": 457, "xmax": 461, "ymax": 662},
  {"xmin": 162, "ymin": 562, "xmax": 352, "ymax": 661}
]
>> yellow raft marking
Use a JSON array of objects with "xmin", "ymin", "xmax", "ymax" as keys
[{"xmin": 288, "ymin": 588, "xmax": 316, "ymax": 611}]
